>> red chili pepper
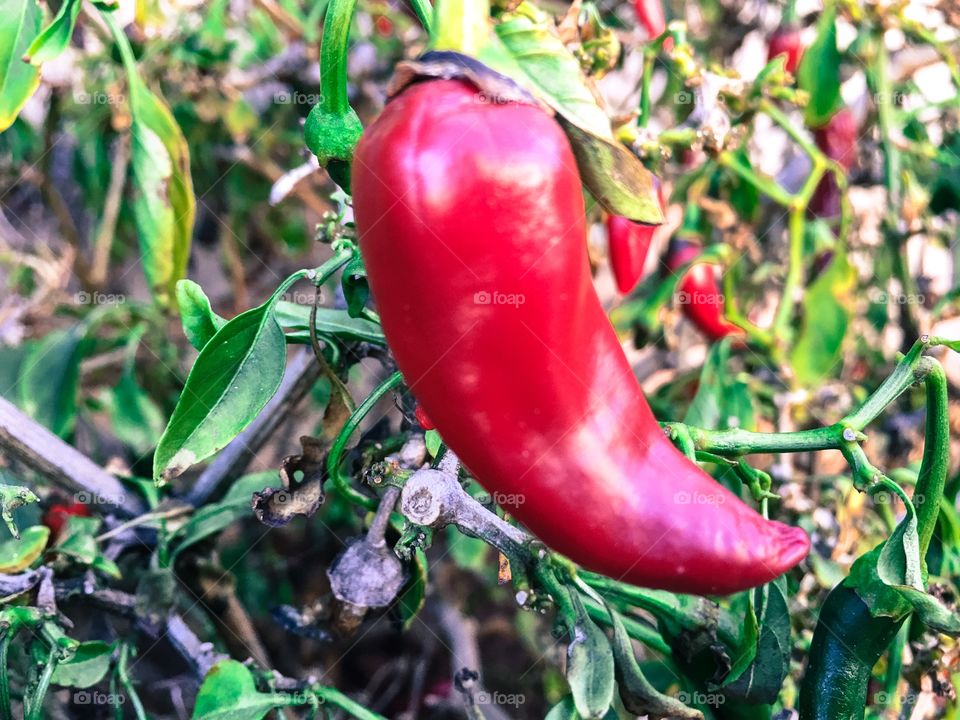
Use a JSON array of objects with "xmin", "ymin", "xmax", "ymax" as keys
[
  {"xmin": 414, "ymin": 404, "xmax": 435, "ymax": 431},
  {"xmin": 42, "ymin": 502, "xmax": 92, "ymax": 542},
  {"xmin": 665, "ymin": 239, "xmax": 743, "ymax": 341},
  {"xmin": 767, "ymin": 25, "xmax": 804, "ymax": 75},
  {"xmin": 606, "ymin": 178, "xmax": 664, "ymax": 295},
  {"xmin": 809, "ymin": 108, "xmax": 858, "ymax": 219},
  {"xmin": 606, "ymin": 215, "xmax": 654, "ymax": 295},
  {"xmin": 633, "ymin": 0, "xmax": 666, "ymax": 40},
  {"xmin": 352, "ymin": 74, "xmax": 808, "ymax": 595}
]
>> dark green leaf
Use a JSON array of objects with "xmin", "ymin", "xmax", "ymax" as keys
[
  {"xmin": 23, "ymin": 0, "xmax": 82, "ymax": 66},
  {"xmin": 0, "ymin": 0, "xmax": 41, "ymax": 131},
  {"xmin": 177, "ymin": 279, "xmax": 227, "ymax": 351},
  {"xmin": 796, "ymin": 4, "xmax": 841, "ymax": 127},
  {"xmin": 52, "ymin": 641, "xmax": 114, "ymax": 688},
  {"xmin": 19, "ymin": 327, "xmax": 85, "ymax": 438},
  {"xmin": 789, "ymin": 248, "xmax": 856, "ymax": 385},
  {"xmin": 566, "ymin": 592, "xmax": 615, "ymax": 719},
  {"xmin": 153, "ymin": 299, "xmax": 287, "ymax": 482}
]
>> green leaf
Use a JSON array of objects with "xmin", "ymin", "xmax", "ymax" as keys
[
  {"xmin": 275, "ymin": 301, "xmax": 385, "ymax": 345},
  {"xmin": 52, "ymin": 641, "xmax": 114, "ymax": 688},
  {"xmin": 607, "ymin": 605, "xmax": 703, "ymax": 719},
  {"xmin": 684, "ymin": 339, "xmax": 755, "ymax": 431},
  {"xmin": 153, "ymin": 296, "xmax": 287, "ymax": 482},
  {"xmin": 566, "ymin": 592, "xmax": 615, "ymax": 719},
  {"xmin": 127, "ymin": 79, "xmax": 195, "ymax": 307},
  {"xmin": 397, "ymin": 548, "xmax": 428, "ymax": 630},
  {"xmin": 0, "ymin": 0, "xmax": 40, "ymax": 131},
  {"xmin": 0, "ymin": 525, "xmax": 47, "ymax": 573},
  {"xmin": 177, "ymin": 279, "xmax": 227, "ymax": 350},
  {"xmin": 19, "ymin": 326, "xmax": 86, "ymax": 438},
  {"xmin": 489, "ymin": 4, "xmax": 661, "ymax": 223},
  {"xmin": 23, "ymin": 0, "xmax": 82, "ymax": 66},
  {"xmin": 193, "ymin": 660, "xmax": 302, "ymax": 720},
  {"xmin": 796, "ymin": 4, "xmax": 841, "ymax": 128},
  {"xmin": 341, "ymin": 253, "xmax": 370, "ymax": 318},
  {"xmin": 789, "ymin": 248, "xmax": 856, "ymax": 385},
  {"xmin": 722, "ymin": 578, "xmax": 791, "ymax": 704}
]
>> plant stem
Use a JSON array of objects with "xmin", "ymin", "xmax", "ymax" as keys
[
  {"xmin": 320, "ymin": 0, "xmax": 358, "ymax": 117},
  {"xmin": 326, "ymin": 371, "xmax": 405, "ymax": 509}
]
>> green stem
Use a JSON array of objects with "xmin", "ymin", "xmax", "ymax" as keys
[
  {"xmin": 326, "ymin": 371, "xmax": 405, "ymax": 509},
  {"xmin": 408, "ymin": 0, "xmax": 433, "ymax": 31},
  {"xmin": 429, "ymin": 0, "xmax": 489, "ymax": 54},
  {"xmin": 314, "ymin": 686, "xmax": 388, "ymax": 720},
  {"xmin": 916, "ymin": 360, "xmax": 949, "ymax": 560},
  {"xmin": 771, "ymin": 206, "xmax": 806, "ymax": 341},
  {"xmin": 0, "ymin": 627, "xmax": 13, "ymax": 720},
  {"xmin": 26, "ymin": 647, "xmax": 58, "ymax": 720}
]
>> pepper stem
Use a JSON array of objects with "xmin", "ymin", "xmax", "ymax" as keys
[{"xmin": 429, "ymin": 0, "xmax": 490, "ymax": 55}]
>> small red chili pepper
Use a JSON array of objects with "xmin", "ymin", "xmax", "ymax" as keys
[
  {"xmin": 42, "ymin": 502, "xmax": 92, "ymax": 542},
  {"xmin": 633, "ymin": 0, "xmax": 666, "ymax": 40},
  {"xmin": 809, "ymin": 108, "xmax": 858, "ymax": 219},
  {"xmin": 607, "ymin": 215, "xmax": 655, "ymax": 295},
  {"xmin": 665, "ymin": 239, "xmax": 743, "ymax": 341},
  {"xmin": 353, "ymin": 71, "xmax": 808, "ymax": 595},
  {"xmin": 414, "ymin": 404, "xmax": 435, "ymax": 431},
  {"xmin": 767, "ymin": 25, "xmax": 804, "ymax": 75}
]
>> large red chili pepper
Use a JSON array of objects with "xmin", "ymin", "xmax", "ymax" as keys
[
  {"xmin": 352, "ymin": 73, "xmax": 809, "ymax": 595},
  {"xmin": 809, "ymin": 108, "xmax": 858, "ymax": 219},
  {"xmin": 633, "ymin": 0, "xmax": 666, "ymax": 40},
  {"xmin": 665, "ymin": 238, "xmax": 743, "ymax": 341},
  {"xmin": 766, "ymin": 26, "xmax": 804, "ymax": 75}
]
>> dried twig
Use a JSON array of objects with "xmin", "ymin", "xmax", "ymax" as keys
[{"xmin": 0, "ymin": 396, "xmax": 145, "ymax": 517}]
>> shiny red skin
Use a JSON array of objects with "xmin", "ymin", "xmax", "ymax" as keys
[
  {"xmin": 353, "ymin": 79, "xmax": 808, "ymax": 595},
  {"xmin": 414, "ymin": 404, "xmax": 435, "ymax": 431},
  {"xmin": 606, "ymin": 215, "xmax": 656, "ymax": 294},
  {"xmin": 666, "ymin": 240, "xmax": 743, "ymax": 341},
  {"xmin": 633, "ymin": 0, "xmax": 666, "ymax": 39},
  {"xmin": 767, "ymin": 26, "xmax": 804, "ymax": 75},
  {"xmin": 42, "ymin": 502, "xmax": 92, "ymax": 541},
  {"xmin": 809, "ymin": 109, "xmax": 858, "ymax": 218}
]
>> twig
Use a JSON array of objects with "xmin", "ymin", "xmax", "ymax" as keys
[
  {"xmin": 186, "ymin": 348, "xmax": 321, "ymax": 506},
  {"xmin": 0, "ymin": 396, "xmax": 144, "ymax": 517},
  {"xmin": 90, "ymin": 133, "xmax": 131, "ymax": 287}
]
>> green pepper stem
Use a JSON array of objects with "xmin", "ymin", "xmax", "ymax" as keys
[
  {"xmin": 320, "ymin": 0, "xmax": 359, "ymax": 117},
  {"xmin": 326, "ymin": 371, "xmax": 405, "ymax": 509}
]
